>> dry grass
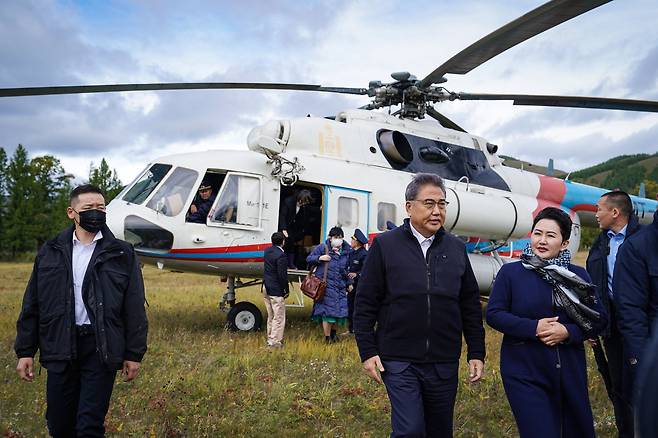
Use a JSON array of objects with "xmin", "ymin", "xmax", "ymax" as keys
[{"xmin": 0, "ymin": 254, "xmax": 616, "ymax": 437}]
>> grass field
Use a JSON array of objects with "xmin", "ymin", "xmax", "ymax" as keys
[{"xmin": 1, "ymin": 253, "xmax": 617, "ymax": 437}]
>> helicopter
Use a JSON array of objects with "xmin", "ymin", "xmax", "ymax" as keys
[{"xmin": 2, "ymin": 0, "xmax": 658, "ymax": 332}]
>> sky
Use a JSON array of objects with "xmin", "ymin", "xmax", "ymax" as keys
[{"xmin": 1, "ymin": 0, "xmax": 657, "ymax": 183}]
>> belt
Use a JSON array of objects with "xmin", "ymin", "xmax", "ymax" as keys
[{"xmin": 75, "ymin": 324, "xmax": 94, "ymax": 337}]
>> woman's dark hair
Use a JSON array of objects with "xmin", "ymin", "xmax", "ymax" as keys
[
  {"xmin": 296, "ymin": 189, "xmax": 313, "ymax": 205},
  {"xmin": 328, "ymin": 226, "xmax": 344, "ymax": 238},
  {"xmin": 532, "ymin": 207, "xmax": 572, "ymax": 242}
]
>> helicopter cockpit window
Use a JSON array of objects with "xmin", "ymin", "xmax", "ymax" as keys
[
  {"xmin": 145, "ymin": 167, "xmax": 198, "ymax": 216},
  {"xmin": 122, "ymin": 163, "xmax": 173, "ymax": 204},
  {"xmin": 211, "ymin": 174, "xmax": 261, "ymax": 227},
  {"xmin": 377, "ymin": 202, "xmax": 396, "ymax": 231}
]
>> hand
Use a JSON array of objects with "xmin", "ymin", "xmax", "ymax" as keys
[
  {"xmin": 536, "ymin": 316, "xmax": 559, "ymax": 336},
  {"xmin": 537, "ymin": 321, "xmax": 569, "ymax": 346},
  {"xmin": 16, "ymin": 357, "xmax": 34, "ymax": 382},
  {"xmin": 319, "ymin": 254, "xmax": 331, "ymax": 262},
  {"xmin": 362, "ymin": 355, "xmax": 385, "ymax": 384},
  {"xmin": 347, "ymin": 285, "xmax": 354, "ymax": 292},
  {"xmin": 587, "ymin": 338, "xmax": 598, "ymax": 347},
  {"xmin": 282, "ymin": 230, "xmax": 289, "ymax": 238},
  {"xmin": 122, "ymin": 360, "xmax": 141, "ymax": 382},
  {"xmin": 347, "ymin": 272, "xmax": 357, "ymax": 279},
  {"xmin": 468, "ymin": 359, "xmax": 484, "ymax": 383},
  {"xmin": 190, "ymin": 204, "xmax": 198, "ymax": 214}
]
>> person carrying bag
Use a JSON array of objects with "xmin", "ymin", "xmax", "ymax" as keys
[{"xmin": 301, "ymin": 244, "xmax": 329, "ymax": 302}]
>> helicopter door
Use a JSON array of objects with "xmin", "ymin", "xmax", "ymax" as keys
[{"xmin": 324, "ymin": 186, "xmax": 369, "ymax": 242}]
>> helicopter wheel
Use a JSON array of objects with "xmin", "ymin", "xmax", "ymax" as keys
[{"xmin": 226, "ymin": 302, "xmax": 263, "ymax": 332}]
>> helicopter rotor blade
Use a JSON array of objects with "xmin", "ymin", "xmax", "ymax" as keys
[
  {"xmin": 454, "ymin": 93, "xmax": 658, "ymax": 113},
  {"xmin": 426, "ymin": 106, "xmax": 467, "ymax": 132},
  {"xmin": 0, "ymin": 82, "xmax": 369, "ymax": 98},
  {"xmin": 418, "ymin": 0, "xmax": 612, "ymax": 88}
]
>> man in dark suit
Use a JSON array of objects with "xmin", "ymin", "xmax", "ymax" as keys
[
  {"xmin": 615, "ymin": 209, "xmax": 658, "ymax": 410},
  {"xmin": 263, "ymin": 232, "xmax": 289, "ymax": 348},
  {"xmin": 586, "ymin": 191, "xmax": 640, "ymax": 438},
  {"xmin": 354, "ymin": 173, "xmax": 485, "ymax": 438},
  {"xmin": 15, "ymin": 184, "xmax": 148, "ymax": 437}
]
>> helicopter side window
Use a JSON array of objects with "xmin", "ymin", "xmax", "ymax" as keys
[
  {"xmin": 122, "ymin": 163, "xmax": 173, "ymax": 204},
  {"xmin": 211, "ymin": 174, "xmax": 262, "ymax": 227},
  {"xmin": 377, "ymin": 202, "xmax": 396, "ymax": 231},
  {"xmin": 145, "ymin": 167, "xmax": 198, "ymax": 216},
  {"xmin": 337, "ymin": 196, "xmax": 358, "ymax": 228}
]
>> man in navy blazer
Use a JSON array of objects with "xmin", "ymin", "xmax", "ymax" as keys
[{"xmin": 263, "ymin": 232, "xmax": 289, "ymax": 348}]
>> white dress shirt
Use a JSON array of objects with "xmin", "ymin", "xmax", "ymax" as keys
[
  {"xmin": 72, "ymin": 230, "xmax": 103, "ymax": 325},
  {"xmin": 409, "ymin": 222, "xmax": 434, "ymax": 259}
]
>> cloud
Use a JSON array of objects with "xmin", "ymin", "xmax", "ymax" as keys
[{"xmin": 1, "ymin": 0, "xmax": 658, "ymax": 185}]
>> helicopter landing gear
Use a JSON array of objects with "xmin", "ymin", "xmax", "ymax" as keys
[
  {"xmin": 220, "ymin": 275, "xmax": 263, "ymax": 332},
  {"xmin": 227, "ymin": 302, "xmax": 263, "ymax": 332}
]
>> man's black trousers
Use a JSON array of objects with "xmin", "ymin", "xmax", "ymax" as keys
[
  {"xmin": 382, "ymin": 360, "xmax": 459, "ymax": 438},
  {"xmin": 602, "ymin": 320, "xmax": 635, "ymax": 438},
  {"xmin": 45, "ymin": 328, "xmax": 117, "ymax": 438}
]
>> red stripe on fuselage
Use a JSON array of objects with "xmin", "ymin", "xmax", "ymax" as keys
[
  {"xmin": 170, "ymin": 243, "xmax": 271, "ymax": 254},
  {"xmin": 570, "ymin": 203, "xmax": 597, "ymax": 213},
  {"xmin": 533, "ymin": 175, "xmax": 567, "ymax": 217}
]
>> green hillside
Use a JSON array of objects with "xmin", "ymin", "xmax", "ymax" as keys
[
  {"xmin": 571, "ymin": 153, "xmax": 658, "ymax": 198},
  {"xmin": 501, "ymin": 153, "xmax": 658, "ymax": 199}
]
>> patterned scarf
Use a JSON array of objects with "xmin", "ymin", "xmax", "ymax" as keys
[
  {"xmin": 521, "ymin": 244, "xmax": 601, "ymax": 334},
  {"xmin": 521, "ymin": 244, "xmax": 572, "ymax": 268}
]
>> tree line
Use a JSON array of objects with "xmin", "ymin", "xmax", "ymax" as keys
[{"xmin": 0, "ymin": 145, "xmax": 123, "ymax": 258}]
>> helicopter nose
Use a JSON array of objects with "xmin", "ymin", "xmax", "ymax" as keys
[{"xmin": 106, "ymin": 200, "xmax": 125, "ymax": 240}]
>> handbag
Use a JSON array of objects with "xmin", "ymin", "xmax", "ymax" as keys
[{"xmin": 300, "ymin": 244, "xmax": 329, "ymax": 302}]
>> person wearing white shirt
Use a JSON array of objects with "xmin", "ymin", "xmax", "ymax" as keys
[
  {"xmin": 15, "ymin": 184, "xmax": 148, "ymax": 437},
  {"xmin": 586, "ymin": 191, "xmax": 641, "ymax": 438}
]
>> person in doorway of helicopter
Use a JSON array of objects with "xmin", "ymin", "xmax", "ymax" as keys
[
  {"xmin": 279, "ymin": 189, "xmax": 314, "ymax": 268},
  {"xmin": 307, "ymin": 226, "xmax": 350, "ymax": 343},
  {"xmin": 486, "ymin": 207, "xmax": 607, "ymax": 438}
]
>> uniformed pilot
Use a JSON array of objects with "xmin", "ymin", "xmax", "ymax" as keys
[
  {"xmin": 187, "ymin": 181, "xmax": 216, "ymax": 223},
  {"xmin": 347, "ymin": 228, "xmax": 368, "ymax": 334}
]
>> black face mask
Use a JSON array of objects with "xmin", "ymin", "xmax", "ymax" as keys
[{"xmin": 75, "ymin": 209, "xmax": 106, "ymax": 233}]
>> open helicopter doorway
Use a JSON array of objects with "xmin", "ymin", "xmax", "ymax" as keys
[{"xmin": 278, "ymin": 183, "xmax": 323, "ymax": 270}]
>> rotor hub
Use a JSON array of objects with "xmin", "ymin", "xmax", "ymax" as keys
[{"xmin": 364, "ymin": 72, "xmax": 454, "ymax": 119}]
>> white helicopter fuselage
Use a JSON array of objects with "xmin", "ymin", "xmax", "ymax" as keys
[{"xmin": 106, "ymin": 109, "xmax": 657, "ymax": 293}]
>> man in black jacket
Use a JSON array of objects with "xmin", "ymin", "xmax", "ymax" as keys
[
  {"xmin": 263, "ymin": 232, "xmax": 289, "ymax": 348},
  {"xmin": 354, "ymin": 173, "xmax": 485, "ymax": 438},
  {"xmin": 586, "ymin": 191, "xmax": 640, "ymax": 438},
  {"xmin": 15, "ymin": 184, "xmax": 148, "ymax": 437}
]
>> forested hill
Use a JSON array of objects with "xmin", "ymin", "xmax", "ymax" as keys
[
  {"xmin": 570, "ymin": 153, "xmax": 658, "ymax": 196},
  {"xmin": 502, "ymin": 153, "xmax": 658, "ymax": 199}
]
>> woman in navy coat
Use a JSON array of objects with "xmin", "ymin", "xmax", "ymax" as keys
[
  {"xmin": 487, "ymin": 207, "xmax": 607, "ymax": 438},
  {"xmin": 307, "ymin": 226, "xmax": 350, "ymax": 343}
]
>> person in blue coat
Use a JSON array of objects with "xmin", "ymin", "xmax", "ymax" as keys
[
  {"xmin": 487, "ymin": 207, "xmax": 607, "ymax": 438},
  {"xmin": 307, "ymin": 226, "xmax": 350, "ymax": 343}
]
